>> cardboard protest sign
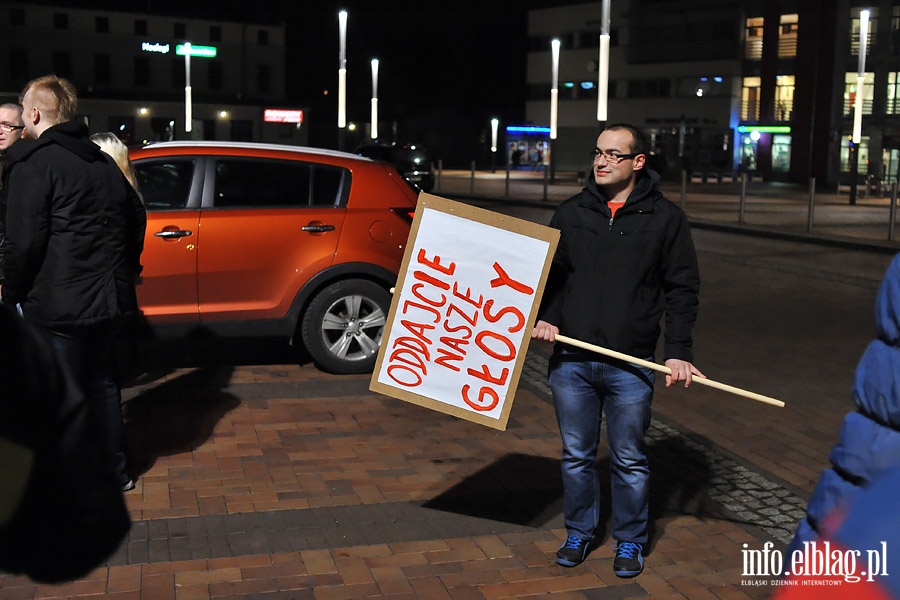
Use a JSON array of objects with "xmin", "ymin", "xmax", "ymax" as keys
[{"xmin": 370, "ymin": 194, "xmax": 559, "ymax": 430}]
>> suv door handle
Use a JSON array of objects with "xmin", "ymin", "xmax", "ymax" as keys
[
  {"xmin": 154, "ymin": 229, "xmax": 193, "ymax": 239},
  {"xmin": 301, "ymin": 224, "xmax": 335, "ymax": 233}
]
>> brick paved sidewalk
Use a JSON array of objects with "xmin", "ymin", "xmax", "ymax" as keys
[{"xmin": 1, "ymin": 345, "xmax": 782, "ymax": 600}]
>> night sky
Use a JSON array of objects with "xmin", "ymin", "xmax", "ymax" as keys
[{"xmin": 29, "ymin": 0, "xmax": 567, "ymax": 159}]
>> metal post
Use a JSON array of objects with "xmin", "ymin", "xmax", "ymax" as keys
[
  {"xmin": 470, "ymin": 160, "xmax": 476, "ymax": 194},
  {"xmin": 543, "ymin": 165, "xmax": 549, "ymax": 201},
  {"xmin": 807, "ymin": 177, "xmax": 816, "ymax": 232},
  {"xmin": 739, "ymin": 173, "xmax": 747, "ymax": 224},
  {"xmin": 505, "ymin": 161, "xmax": 510, "ymax": 198},
  {"xmin": 680, "ymin": 170, "xmax": 687, "ymax": 211},
  {"xmin": 436, "ymin": 159, "xmax": 442, "ymax": 192},
  {"xmin": 890, "ymin": 181, "xmax": 898, "ymax": 241}
]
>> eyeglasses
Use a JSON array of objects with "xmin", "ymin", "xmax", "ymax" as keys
[
  {"xmin": 0, "ymin": 124, "xmax": 25, "ymax": 133},
  {"xmin": 590, "ymin": 148, "xmax": 640, "ymax": 164}
]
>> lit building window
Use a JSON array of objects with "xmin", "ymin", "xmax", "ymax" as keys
[
  {"xmin": 887, "ymin": 72, "xmax": 900, "ymax": 114},
  {"xmin": 844, "ymin": 72, "xmax": 875, "ymax": 116},
  {"xmin": 779, "ymin": 14, "xmax": 798, "ymax": 57},
  {"xmin": 775, "ymin": 75, "xmax": 795, "ymax": 121},
  {"xmin": 741, "ymin": 77, "xmax": 761, "ymax": 121},
  {"xmin": 745, "ymin": 17, "xmax": 764, "ymax": 60}
]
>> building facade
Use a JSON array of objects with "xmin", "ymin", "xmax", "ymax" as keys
[
  {"xmin": 0, "ymin": 1, "xmax": 306, "ymax": 146},
  {"xmin": 525, "ymin": 0, "xmax": 897, "ymax": 186}
]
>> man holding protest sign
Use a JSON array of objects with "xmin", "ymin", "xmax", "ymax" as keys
[{"xmin": 532, "ymin": 123, "xmax": 704, "ymax": 576}]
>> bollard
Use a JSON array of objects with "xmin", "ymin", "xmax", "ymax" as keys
[
  {"xmin": 470, "ymin": 160, "xmax": 476, "ymax": 194},
  {"xmin": 505, "ymin": 161, "xmax": 510, "ymax": 198},
  {"xmin": 807, "ymin": 177, "xmax": 816, "ymax": 232},
  {"xmin": 437, "ymin": 159, "xmax": 443, "ymax": 192},
  {"xmin": 739, "ymin": 173, "xmax": 747, "ymax": 224},
  {"xmin": 543, "ymin": 166, "xmax": 549, "ymax": 201},
  {"xmin": 680, "ymin": 170, "xmax": 687, "ymax": 211},
  {"xmin": 890, "ymin": 182, "xmax": 898, "ymax": 242}
]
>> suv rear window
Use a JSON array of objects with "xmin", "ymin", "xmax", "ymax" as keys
[
  {"xmin": 213, "ymin": 158, "xmax": 349, "ymax": 209},
  {"xmin": 136, "ymin": 158, "xmax": 196, "ymax": 210}
]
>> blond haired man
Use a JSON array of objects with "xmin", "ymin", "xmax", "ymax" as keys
[{"xmin": 2, "ymin": 75, "xmax": 146, "ymax": 491}]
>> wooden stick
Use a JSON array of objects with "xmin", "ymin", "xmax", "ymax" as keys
[{"xmin": 553, "ymin": 334, "xmax": 785, "ymax": 408}]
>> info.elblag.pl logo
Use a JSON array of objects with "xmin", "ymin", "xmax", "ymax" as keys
[{"xmin": 741, "ymin": 541, "xmax": 889, "ymax": 586}]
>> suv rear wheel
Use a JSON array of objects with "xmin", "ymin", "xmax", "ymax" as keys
[{"xmin": 301, "ymin": 280, "xmax": 391, "ymax": 374}]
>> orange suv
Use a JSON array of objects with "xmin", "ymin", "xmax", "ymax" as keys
[{"xmin": 131, "ymin": 141, "xmax": 417, "ymax": 374}]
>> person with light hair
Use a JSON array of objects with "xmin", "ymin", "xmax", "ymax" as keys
[{"xmin": 91, "ymin": 132, "xmax": 140, "ymax": 198}]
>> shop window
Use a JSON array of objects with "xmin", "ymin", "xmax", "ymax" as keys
[
  {"xmin": 840, "ymin": 136, "xmax": 870, "ymax": 173},
  {"xmin": 772, "ymin": 134, "xmax": 791, "ymax": 173}
]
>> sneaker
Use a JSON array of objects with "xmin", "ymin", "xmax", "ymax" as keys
[
  {"xmin": 121, "ymin": 480, "xmax": 136, "ymax": 492},
  {"xmin": 613, "ymin": 541, "xmax": 644, "ymax": 577},
  {"xmin": 556, "ymin": 535, "xmax": 591, "ymax": 567}
]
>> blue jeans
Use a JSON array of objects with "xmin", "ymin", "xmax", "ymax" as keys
[
  {"xmin": 45, "ymin": 321, "xmax": 129, "ymax": 487},
  {"xmin": 549, "ymin": 349, "xmax": 655, "ymax": 543}
]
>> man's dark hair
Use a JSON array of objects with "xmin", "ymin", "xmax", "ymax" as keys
[{"xmin": 603, "ymin": 123, "xmax": 648, "ymax": 156}]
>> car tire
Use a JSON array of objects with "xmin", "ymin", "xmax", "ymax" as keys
[{"xmin": 301, "ymin": 279, "xmax": 391, "ymax": 374}]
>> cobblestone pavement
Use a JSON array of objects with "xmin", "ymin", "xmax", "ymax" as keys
[{"xmin": 1, "ymin": 188, "xmax": 892, "ymax": 598}]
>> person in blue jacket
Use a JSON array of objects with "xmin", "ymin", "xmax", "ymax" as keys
[{"xmin": 787, "ymin": 252, "xmax": 900, "ymax": 556}]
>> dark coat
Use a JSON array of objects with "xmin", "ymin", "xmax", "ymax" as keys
[
  {"xmin": 788, "ymin": 253, "xmax": 900, "ymax": 555},
  {"xmin": 538, "ymin": 168, "xmax": 700, "ymax": 362},
  {"xmin": 1, "ymin": 121, "xmax": 146, "ymax": 327},
  {"xmin": 0, "ymin": 153, "xmax": 7, "ymax": 284}
]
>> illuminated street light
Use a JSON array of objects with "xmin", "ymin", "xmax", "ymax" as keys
[
  {"xmin": 490, "ymin": 117, "xmax": 499, "ymax": 173},
  {"xmin": 184, "ymin": 42, "xmax": 192, "ymax": 134},
  {"xmin": 338, "ymin": 10, "xmax": 348, "ymax": 132},
  {"xmin": 850, "ymin": 8, "xmax": 870, "ymax": 206},
  {"xmin": 550, "ymin": 39, "xmax": 560, "ymax": 140},
  {"xmin": 597, "ymin": 0, "xmax": 610, "ymax": 121},
  {"xmin": 371, "ymin": 58, "xmax": 379, "ymax": 140},
  {"xmin": 490, "ymin": 118, "xmax": 499, "ymax": 153}
]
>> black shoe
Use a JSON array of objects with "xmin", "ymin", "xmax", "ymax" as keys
[
  {"xmin": 121, "ymin": 479, "xmax": 136, "ymax": 492},
  {"xmin": 556, "ymin": 535, "xmax": 591, "ymax": 567},
  {"xmin": 613, "ymin": 541, "xmax": 644, "ymax": 577}
]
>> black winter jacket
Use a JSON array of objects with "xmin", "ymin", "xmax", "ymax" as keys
[
  {"xmin": 538, "ymin": 168, "xmax": 700, "ymax": 362},
  {"xmin": 1, "ymin": 121, "xmax": 146, "ymax": 327}
]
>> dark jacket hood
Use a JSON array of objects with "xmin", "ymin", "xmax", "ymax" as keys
[
  {"xmin": 582, "ymin": 167, "xmax": 662, "ymax": 206},
  {"xmin": 7, "ymin": 121, "xmax": 105, "ymax": 167}
]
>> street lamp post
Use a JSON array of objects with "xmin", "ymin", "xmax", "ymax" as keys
[
  {"xmin": 490, "ymin": 117, "xmax": 499, "ymax": 173},
  {"xmin": 338, "ymin": 10, "xmax": 348, "ymax": 150},
  {"xmin": 184, "ymin": 42, "xmax": 192, "ymax": 135},
  {"xmin": 371, "ymin": 58, "xmax": 379, "ymax": 141},
  {"xmin": 597, "ymin": 0, "xmax": 610, "ymax": 122},
  {"xmin": 850, "ymin": 8, "xmax": 870, "ymax": 206},
  {"xmin": 550, "ymin": 38, "xmax": 560, "ymax": 182}
]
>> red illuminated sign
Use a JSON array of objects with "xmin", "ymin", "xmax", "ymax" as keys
[{"xmin": 264, "ymin": 109, "xmax": 303, "ymax": 124}]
